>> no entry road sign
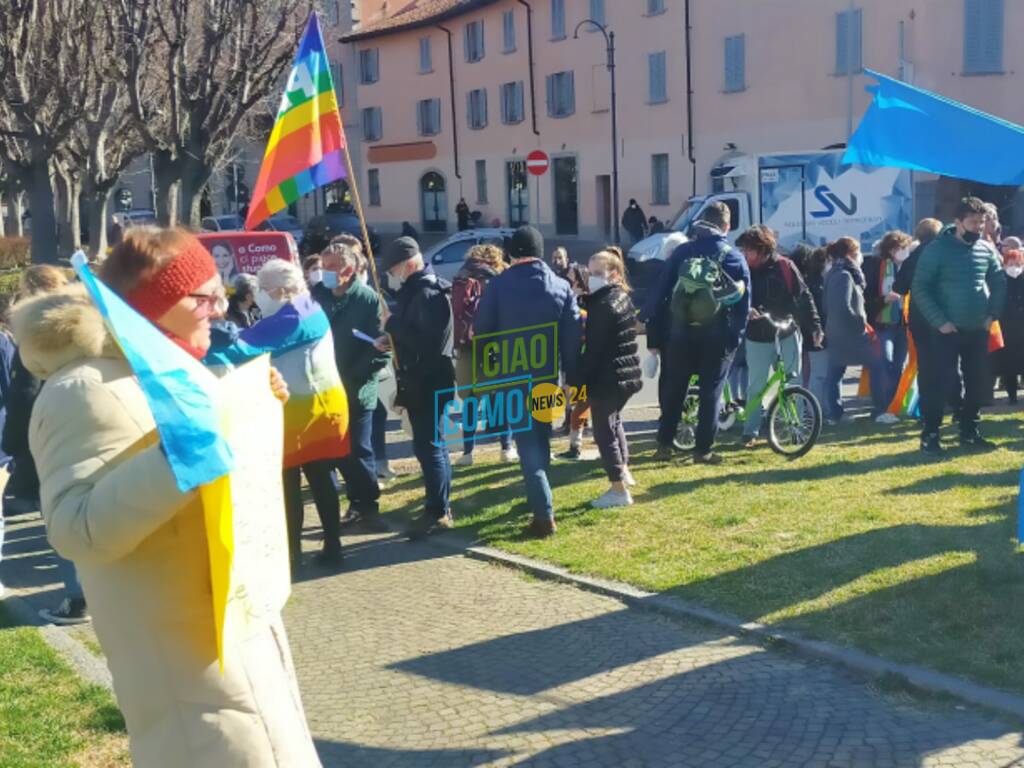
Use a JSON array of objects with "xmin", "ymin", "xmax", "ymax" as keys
[{"xmin": 527, "ymin": 150, "xmax": 550, "ymax": 177}]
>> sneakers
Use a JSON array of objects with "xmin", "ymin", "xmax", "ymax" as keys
[
  {"xmin": 653, "ymin": 444, "xmax": 674, "ymax": 461},
  {"xmin": 376, "ymin": 464, "xmax": 399, "ymax": 482},
  {"xmin": 313, "ymin": 546, "xmax": 344, "ymax": 567},
  {"xmin": 500, "ymin": 445, "xmax": 519, "ymax": 462},
  {"xmin": 407, "ymin": 510, "xmax": 455, "ymax": 541},
  {"xmin": 527, "ymin": 517, "xmax": 557, "ymax": 538},
  {"xmin": 741, "ymin": 435, "xmax": 759, "ymax": 449},
  {"xmin": 340, "ymin": 509, "xmax": 390, "ymax": 533},
  {"xmin": 454, "ymin": 453, "xmax": 475, "ymax": 467},
  {"xmin": 622, "ymin": 468, "xmax": 637, "ymax": 487},
  {"xmin": 875, "ymin": 412, "xmax": 900, "ymax": 425},
  {"xmin": 558, "ymin": 445, "xmax": 583, "ymax": 460},
  {"xmin": 920, "ymin": 433, "xmax": 944, "ymax": 455},
  {"xmin": 39, "ymin": 598, "xmax": 90, "ymax": 626},
  {"xmin": 694, "ymin": 452, "xmax": 723, "ymax": 466},
  {"xmin": 960, "ymin": 432, "xmax": 996, "ymax": 451},
  {"xmin": 591, "ymin": 488, "xmax": 633, "ymax": 509}
]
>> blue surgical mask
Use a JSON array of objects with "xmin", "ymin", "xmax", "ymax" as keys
[
  {"xmin": 387, "ymin": 271, "xmax": 404, "ymax": 291},
  {"xmin": 322, "ymin": 270, "xmax": 339, "ymax": 289}
]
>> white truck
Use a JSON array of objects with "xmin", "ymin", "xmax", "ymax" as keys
[{"xmin": 629, "ymin": 149, "xmax": 913, "ymax": 269}]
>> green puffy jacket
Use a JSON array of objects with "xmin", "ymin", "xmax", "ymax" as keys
[{"xmin": 911, "ymin": 226, "xmax": 1006, "ymax": 332}]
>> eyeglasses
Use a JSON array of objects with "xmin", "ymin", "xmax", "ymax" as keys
[{"xmin": 188, "ymin": 292, "xmax": 225, "ymax": 318}]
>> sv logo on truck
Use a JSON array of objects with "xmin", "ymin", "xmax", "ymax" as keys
[{"xmin": 810, "ymin": 185, "xmax": 858, "ymax": 218}]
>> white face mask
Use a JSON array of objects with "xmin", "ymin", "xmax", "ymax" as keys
[
  {"xmin": 357, "ymin": 272, "xmax": 369, "ymax": 286},
  {"xmin": 1007, "ymin": 265, "xmax": 1024, "ymax": 279},
  {"xmin": 387, "ymin": 271, "xmax": 405, "ymax": 292},
  {"xmin": 588, "ymin": 275, "xmax": 608, "ymax": 293},
  {"xmin": 893, "ymin": 248, "xmax": 910, "ymax": 264},
  {"xmin": 852, "ymin": 251, "xmax": 864, "ymax": 268},
  {"xmin": 255, "ymin": 289, "xmax": 287, "ymax": 317},
  {"xmin": 307, "ymin": 269, "xmax": 324, "ymax": 286}
]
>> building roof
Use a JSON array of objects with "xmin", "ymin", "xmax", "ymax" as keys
[{"xmin": 341, "ymin": 0, "xmax": 500, "ymax": 42}]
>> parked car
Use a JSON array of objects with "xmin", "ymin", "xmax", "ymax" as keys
[
  {"xmin": 196, "ymin": 231, "xmax": 299, "ymax": 284},
  {"xmin": 258, "ymin": 214, "xmax": 305, "ymax": 247},
  {"xmin": 113, "ymin": 208, "xmax": 158, "ymax": 229},
  {"xmin": 424, "ymin": 228, "xmax": 515, "ymax": 282},
  {"xmin": 201, "ymin": 214, "xmax": 245, "ymax": 233},
  {"xmin": 300, "ymin": 208, "xmax": 381, "ymax": 257}
]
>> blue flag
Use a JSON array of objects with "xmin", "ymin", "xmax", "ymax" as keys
[
  {"xmin": 843, "ymin": 69, "xmax": 1024, "ymax": 186},
  {"xmin": 71, "ymin": 254, "xmax": 233, "ymax": 492}
]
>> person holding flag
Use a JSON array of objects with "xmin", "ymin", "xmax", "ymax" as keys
[{"xmin": 12, "ymin": 227, "xmax": 321, "ymax": 766}]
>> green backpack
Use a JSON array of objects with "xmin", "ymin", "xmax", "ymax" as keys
[{"xmin": 670, "ymin": 244, "xmax": 746, "ymax": 327}]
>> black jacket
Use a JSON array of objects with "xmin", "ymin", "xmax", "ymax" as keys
[
  {"xmin": 384, "ymin": 269, "xmax": 455, "ymax": 410},
  {"xmin": 893, "ymin": 243, "xmax": 931, "ymax": 341},
  {"xmin": 579, "ymin": 285, "xmax": 642, "ymax": 402},
  {"xmin": 863, "ymin": 255, "xmax": 904, "ymax": 329},
  {"xmin": 2, "ymin": 351, "xmax": 41, "ymax": 500},
  {"xmin": 622, "ymin": 205, "xmax": 647, "ymax": 239},
  {"xmin": 999, "ymin": 273, "xmax": 1024, "ymax": 371},
  {"xmin": 745, "ymin": 255, "xmax": 822, "ymax": 345}
]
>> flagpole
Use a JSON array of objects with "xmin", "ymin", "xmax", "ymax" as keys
[{"xmin": 341, "ymin": 142, "xmax": 383, "ymax": 297}]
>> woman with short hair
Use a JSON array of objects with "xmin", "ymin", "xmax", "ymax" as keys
[{"xmin": 13, "ymin": 227, "xmax": 320, "ymax": 767}]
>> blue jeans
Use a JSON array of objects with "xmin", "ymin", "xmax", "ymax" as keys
[
  {"xmin": 338, "ymin": 401, "xmax": 381, "ymax": 514},
  {"xmin": 807, "ymin": 349, "xmax": 830, "ymax": 415},
  {"xmin": 824, "ymin": 349, "xmax": 890, "ymax": 420},
  {"xmin": 56, "ymin": 555, "xmax": 84, "ymax": 601},
  {"xmin": 372, "ymin": 398, "xmax": 388, "ymax": 468},
  {"xmin": 513, "ymin": 421, "xmax": 554, "ymax": 522},
  {"xmin": 877, "ymin": 325, "xmax": 908, "ymax": 405},
  {"xmin": 407, "ymin": 404, "xmax": 452, "ymax": 519}
]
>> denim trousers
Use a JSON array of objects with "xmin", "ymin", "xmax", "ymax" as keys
[
  {"xmin": 513, "ymin": 421, "xmax": 554, "ymax": 522},
  {"xmin": 407, "ymin": 403, "xmax": 453, "ymax": 519},
  {"xmin": 338, "ymin": 400, "xmax": 381, "ymax": 514}
]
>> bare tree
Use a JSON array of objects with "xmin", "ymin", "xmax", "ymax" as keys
[
  {"xmin": 0, "ymin": 0, "xmax": 99, "ymax": 262},
  {"xmin": 118, "ymin": 0, "xmax": 311, "ymax": 227}
]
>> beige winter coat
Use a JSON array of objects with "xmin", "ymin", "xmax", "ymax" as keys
[{"xmin": 12, "ymin": 285, "xmax": 321, "ymax": 768}]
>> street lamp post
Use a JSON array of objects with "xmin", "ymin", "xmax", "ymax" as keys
[{"xmin": 574, "ymin": 19, "xmax": 619, "ymax": 245}]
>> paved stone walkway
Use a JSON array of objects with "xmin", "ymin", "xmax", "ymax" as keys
[{"xmin": 6, "ymin": 510, "xmax": 1024, "ymax": 767}]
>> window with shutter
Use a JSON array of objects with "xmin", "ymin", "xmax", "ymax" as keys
[
  {"xmin": 362, "ymin": 107, "xmax": 381, "ymax": 141},
  {"xmin": 501, "ymin": 81, "xmax": 524, "ymax": 124},
  {"xmin": 476, "ymin": 160, "xmax": 488, "ymax": 204},
  {"xmin": 547, "ymin": 71, "xmax": 575, "ymax": 117},
  {"xmin": 964, "ymin": 0, "xmax": 1004, "ymax": 74},
  {"xmin": 647, "ymin": 0, "xmax": 665, "ymax": 15},
  {"xmin": 652, "ymin": 155, "xmax": 669, "ymax": 205},
  {"xmin": 551, "ymin": 0, "xmax": 565, "ymax": 39},
  {"xmin": 465, "ymin": 21, "xmax": 485, "ymax": 62},
  {"xmin": 835, "ymin": 9, "xmax": 862, "ymax": 75},
  {"xmin": 589, "ymin": 0, "xmax": 605, "ymax": 26},
  {"xmin": 648, "ymin": 52, "xmax": 667, "ymax": 103},
  {"xmin": 503, "ymin": 10, "xmax": 516, "ymax": 52},
  {"xmin": 368, "ymin": 169, "xmax": 381, "ymax": 207},
  {"xmin": 359, "ymin": 49, "xmax": 379, "ymax": 84},
  {"xmin": 419, "ymin": 37, "xmax": 432, "ymax": 73},
  {"xmin": 724, "ymin": 35, "xmax": 745, "ymax": 92},
  {"xmin": 468, "ymin": 89, "xmax": 488, "ymax": 129},
  {"xmin": 417, "ymin": 98, "xmax": 440, "ymax": 136}
]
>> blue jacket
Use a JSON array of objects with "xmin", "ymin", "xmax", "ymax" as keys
[
  {"xmin": 473, "ymin": 259, "xmax": 582, "ymax": 385},
  {"xmin": 641, "ymin": 223, "xmax": 751, "ymax": 351}
]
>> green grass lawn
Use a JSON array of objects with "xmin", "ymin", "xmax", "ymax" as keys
[
  {"xmin": 382, "ymin": 410, "xmax": 1024, "ymax": 694},
  {"xmin": 0, "ymin": 606, "xmax": 128, "ymax": 767}
]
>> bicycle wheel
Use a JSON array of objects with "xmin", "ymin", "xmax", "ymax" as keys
[
  {"xmin": 767, "ymin": 385, "xmax": 821, "ymax": 458},
  {"xmin": 673, "ymin": 392, "xmax": 700, "ymax": 451}
]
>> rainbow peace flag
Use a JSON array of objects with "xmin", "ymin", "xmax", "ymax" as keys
[
  {"xmin": 205, "ymin": 296, "xmax": 350, "ymax": 467},
  {"xmin": 245, "ymin": 13, "xmax": 346, "ymax": 230}
]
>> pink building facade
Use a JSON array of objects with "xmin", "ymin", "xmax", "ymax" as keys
[{"xmin": 339, "ymin": 0, "xmax": 1023, "ymax": 241}]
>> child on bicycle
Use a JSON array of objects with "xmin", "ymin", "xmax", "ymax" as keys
[{"xmin": 578, "ymin": 248, "xmax": 643, "ymax": 508}]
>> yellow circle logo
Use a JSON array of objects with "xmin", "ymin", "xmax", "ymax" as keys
[{"xmin": 531, "ymin": 382, "xmax": 566, "ymax": 423}]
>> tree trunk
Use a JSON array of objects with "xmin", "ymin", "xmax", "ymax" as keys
[
  {"xmin": 70, "ymin": 176, "xmax": 82, "ymax": 252},
  {"xmin": 27, "ymin": 156, "xmax": 58, "ymax": 264},
  {"xmin": 0, "ymin": 194, "xmax": 6, "ymax": 238},
  {"xmin": 152, "ymin": 152, "xmax": 180, "ymax": 226},
  {"xmin": 55, "ymin": 168, "xmax": 74, "ymax": 258},
  {"xmin": 7, "ymin": 193, "xmax": 25, "ymax": 238},
  {"xmin": 83, "ymin": 179, "xmax": 113, "ymax": 259},
  {"xmin": 179, "ymin": 158, "xmax": 211, "ymax": 230}
]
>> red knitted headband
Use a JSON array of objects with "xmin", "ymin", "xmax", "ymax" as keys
[{"xmin": 125, "ymin": 236, "xmax": 218, "ymax": 322}]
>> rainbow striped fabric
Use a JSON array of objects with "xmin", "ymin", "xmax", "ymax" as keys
[
  {"xmin": 206, "ymin": 295, "xmax": 350, "ymax": 468},
  {"xmin": 245, "ymin": 14, "xmax": 346, "ymax": 230}
]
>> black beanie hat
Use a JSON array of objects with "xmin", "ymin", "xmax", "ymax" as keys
[
  {"xmin": 509, "ymin": 225, "xmax": 544, "ymax": 261},
  {"xmin": 381, "ymin": 236, "xmax": 420, "ymax": 271}
]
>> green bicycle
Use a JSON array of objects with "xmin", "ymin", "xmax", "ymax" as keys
[{"xmin": 675, "ymin": 316, "xmax": 822, "ymax": 458}]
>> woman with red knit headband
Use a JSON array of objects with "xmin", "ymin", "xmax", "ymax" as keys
[{"xmin": 11, "ymin": 227, "xmax": 321, "ymax": 766}]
